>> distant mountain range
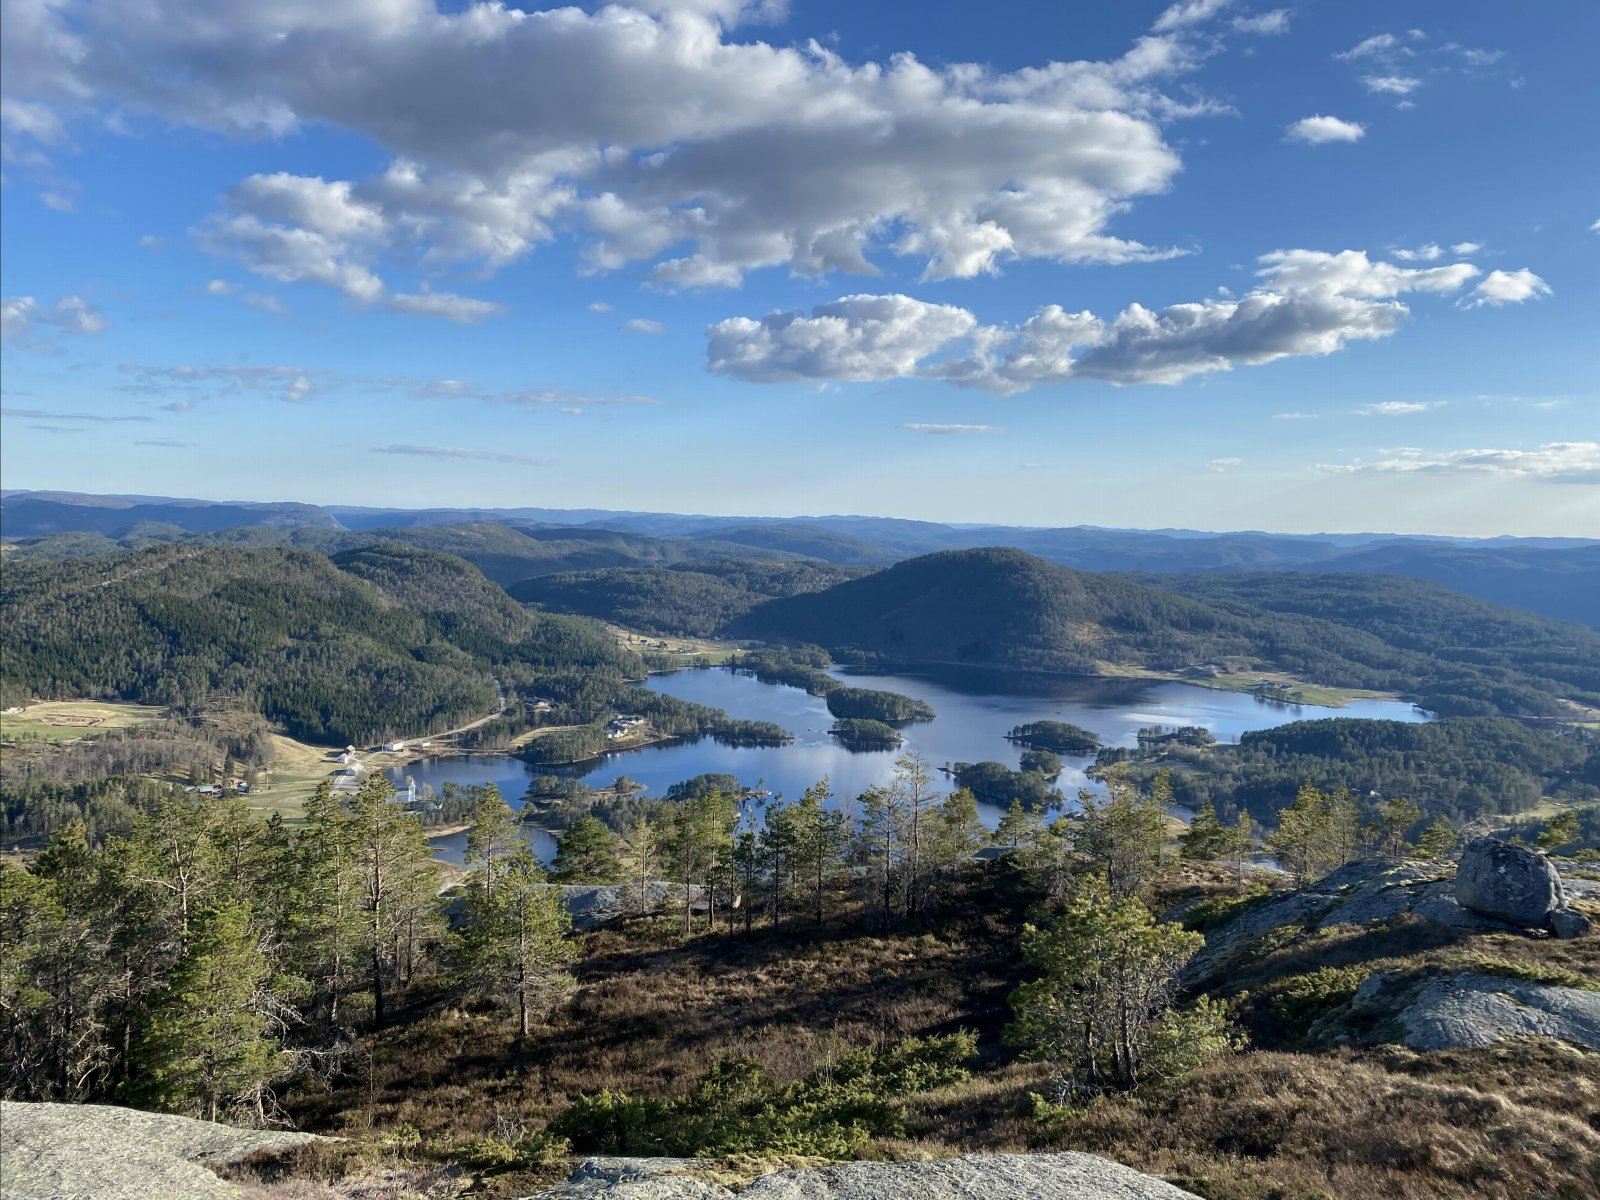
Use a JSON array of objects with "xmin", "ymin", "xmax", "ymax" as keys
[{"xmin": 4, "ymin": 489, "xmax": 1596, "ymax": 627}]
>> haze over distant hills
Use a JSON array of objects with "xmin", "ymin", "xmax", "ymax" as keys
[{"xmin": 4, "ymin": 489, "xmax": 1597, "ymax": 627}]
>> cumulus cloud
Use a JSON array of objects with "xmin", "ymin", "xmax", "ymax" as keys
[
  {"xmin": 2, "ymin": 294, "xmax": 107, "ymax": 344},
  {"xmin": 1336, "ymin": 30, "xmax": 1508, "ymax": 104},
  {"xmin": 620, "ymin": 318, "xmax": 665, "ymax": 335},
  {"xmin": 1466, "ymin": 268, "xmax": 1551, "ymax": 308},
  {"xmin": 708, "ymin": 248, "xmax": 1536, "ymax": 394},
  {"xmin": 3, "ymin": 0, "xmax": 1223, "ymax": 300},
  {"xmin": 1285, "ymin": 115, "xmax": 1365, "ymax": 144},
  {"xmin": 1272, "ymin": 411, "xmax": 1317, "ymax": 420},
  {"xmin": 372, "ymin": 443, "xmax": 544, "ymax": 465},
  {"xmin": 708, "ymin": 294, "xmax": 978, "ymax": 384},
  {"xmin": 1449, "ymin": 241, "xmax": 1483, "ymax": 255},
  {"xmin": 1321, "ymin": 442, "xmax": 1600, "ymax": 484},
  {"xmin": 901, "ymin": 423, "xmax": 1000, "ymax": 435},
  {"xmin": 1206, "ymin": 456, "xmax": 1242, "ymax": 472},
  {"xmin": 588, "ymin": 301, "xmax": 613, "ymax": 314}
]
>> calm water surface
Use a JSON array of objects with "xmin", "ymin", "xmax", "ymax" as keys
[{"xmin": 400, "ymin": 666, "xmax": 1428, "ymax": 863}]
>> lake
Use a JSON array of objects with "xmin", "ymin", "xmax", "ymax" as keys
[{"xmin": 396, "ymin": 665, "xmax": 1428, "ymax": 863}]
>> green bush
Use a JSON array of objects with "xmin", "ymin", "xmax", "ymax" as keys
[{"xmin": 551, "ymin": 1032, "xmax": 976, "ymax": 1159}]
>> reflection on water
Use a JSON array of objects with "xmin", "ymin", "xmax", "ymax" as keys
[{"xmin": 395, "ymin": 665, "xmax": 1428, "ymax": 863}]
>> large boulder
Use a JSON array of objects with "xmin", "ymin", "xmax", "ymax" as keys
[
  {"xmin": 0, "ymin": 1100, "xmax": 323, "ymax": 1200},
  {"xmin": 530, "ymin": 1154, "xmax": 1202, "ymax": 1199},
  {"xmin": 1455, "ymin": 837, "xmax": 1586, "ymax": 935}
]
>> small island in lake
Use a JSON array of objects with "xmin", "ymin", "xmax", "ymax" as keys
[
  {"xmin": 1005, "ymin": 719, "xmax": 1101, "ymax": 756},
  {"xmin": 830, "ymin": 717, "xmax": 905, "ymax": 750}
]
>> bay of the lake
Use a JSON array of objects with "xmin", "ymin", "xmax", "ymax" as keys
[{"xmin": 396, "ymin": 665, "xmax": 1427, "ymax": 864}]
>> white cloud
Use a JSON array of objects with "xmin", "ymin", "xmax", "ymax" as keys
[
  {"xmin": 1466, "ymin": 268, "xmax": 1551, "ymax": 308},
  {"xmin": 1321, "ymin": 442, "xmax": 1600, "ymax": 484},
  {"xmin": 588, "ymin": 301, "xmax": 613, "ymax": 314},
  {"xmin": 1, "ymin": 294, "xmax": 107, "ymax": 344},
  {"xmin": 901, "ymin": 423, "xmax": 1000, "ymax": 435},
  {"xmin": 1232, "ymin": 10, "xmax": 1290, "ymax": 35},
  {"xmin": 1449, "ymin": 241, "xmax": 1483, "ymax": 255},
  {"xmin": 1153, "ymin": 0, "xmax": 1233, "ymax": 33},
  {"xmin": 1207, "ymin": 456, "xmax": 1242, "ymax": 472},
  {"xmin": 1285, "ymin": 115, "xmax": 1365, "ymax": 144},
  {"xmin": 1337, "ymin": 34, "xmax": 1410, "ymax": 61},
  {"xmin": 620, "ymin": 318, "xmax": 666, "ymax": 335},
  {"xmin": 3, "ymin": 0, "xmax": 1218, "ymax": 297},
  {"xmin": 1, "ymin": 405, "xmax": 151, "ymax": 423},
  {"xmin": 384, "ymin": 289, "xmax": 502, "ymax": 323},
  {"xmin": 708, "ymin": 248, "xmax": 1532, "ymax": 393},
  {"xmin": 1362, "ymin": 75, "xmax": 1420, "ymax": 95},
  {"xmin": 708, "ymin": 294, "xmax": 978, "ymax": 384},
  {"xmin": 372, "ymin": 443, "xmax": 543, "ymax": 465},
  {"xmin": 117, "ymin": 362, "xmax": 661, "ymax": 410},
  {"xmin": 1392, "ymin": 243, "xmax": 1443, "ymax": 262},
  {"xmin": 1272, "ymin": 411, "xmax": 1317, "ymax": 420},
  {"xmin": 1356, "ymin": 400, "xmax": 1439, "ymax": 415},
  {"xmin": 204, "ymin": 279, "xmax": 236, "ymax": 295}
]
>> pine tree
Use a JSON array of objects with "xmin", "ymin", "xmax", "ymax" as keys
[
  {"xmin": 459, "ymin": 846, "xmax": 575, "ymax": 1039},
  {"xmin": 348, "ymin": 775, "xmax": 441, "ymax": 1027},
  {"xmin": 465, "ymin": 785, "xmax": 521, "ymax": 903},
  {"xmin": 1007, "ymin": 883, "xmax": 1228, "ymax": 1098},
  {"xmin": 1075, "ymin": 776, "xmax": 1167, "ymax": 900},
  {"xmin": 1179, "ymin": 800, "xmax": 1228, "ymax": 862},
  {"xmin": 1414, "ymin": 816, "xmax": 1458, "ymax": 860},
  {"xmin": 789, "ymin": 779, "xmax": 849, "ymax": 926},
  {"xmin": 551, "ymin": 815, "xmax": 624, "ymax": 883},
  {"xmin": 853, "ymin": 784, "xmax": 903, "ymax": 926},
  {"xmin": 128, "ymin": 901, "xmax": 284, "ymax": 1122},
  {"xmin": 291, "ymin": 782, "xmax": 362, "ymax": 1027},
  {"xmin": 1539, "ymin": 811, "xmax": 1581, "ymax": 853},
  {"xmin": 994, "ymin": 799, "xmax": 1044, "ymax": 851},
  {"xmin": 1269, "ymin": 783, "xmax": 1366, "ymax": 884},
  {"xmin": 1373, "ymin": 797, "xmax": 1423, "ymax": 859}
]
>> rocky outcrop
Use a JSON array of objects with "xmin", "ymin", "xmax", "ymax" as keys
[
  {"xmin": 548, "ymin": 882, "xmax": 706, "ymax": 931},
  {"xmin": 1182, "ymin": 860, "xmax": 1514, "ymax": 992},
  {"xmin": 1351, "ymin": 971, "xmax": 1600, "ymax": 1051},
  {"xmin": 0, "ymin": 1100, "xmax": 323, "ymax": 1200},
  {"xmin": 1456, "ymin": 837, "xmax": 1590, "ymax": 937},
  {"xmin": 529, "ymin": 1153, "xmax": 1201, "ymax": 1199}
]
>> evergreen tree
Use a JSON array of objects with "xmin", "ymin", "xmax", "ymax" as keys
[
  {"xmin": 1268, "ymin": 782, "xmax": 1365, "ymax": 884},
  {"xmin": 1179, "ymin": 800, "xmax": 1229, "ymax": 862},
  {"xmin": 459, "ymin": 846, "xmax": 576, "ymax": 1039},
  {"xmin": 853, "ymin": 784, "xmax": 903, "ymax": 926},
  {"xmin": 1414, "ymin": 815, "xmax": 1459, "ymax": 860},
  {"xmin": 128, "ymin": 901, "xmax": 285, "ymax": 1122},
  {"xmin": 290, "ymin": 783, "xmax": 362, "ymax": 1027},
  {"xmin": 994, "ymin": 799, "xmax": 1044, "ymax": 852},
  {"xmin": 789, "ymin": 779, "xmax": 849, "ymax": 926},
  {"xmin": 551, "ymin": 814, "xmax": 624, "ymax": 883},
  {"xmin": 1539, "ymin": 811, "xmax": 1581, "ymax": 853},
  {"xmin": 348, "ymin": 776, "xmax": 441, "ymax": 1027},
  {"xmin": 1075, "ymin": 776, "xmax": 1168, "ymax": 900},
  {"xmin": 465, "ymin": 785, "xmax": 521, "ymax": 903},
  {"xmin": 1373, "ymin": 797, "xmax": 1423, "ymax": 859},
  {"xmin": 1008, "ymin": 883, "xmax": 1230, "ymax": 1098}
]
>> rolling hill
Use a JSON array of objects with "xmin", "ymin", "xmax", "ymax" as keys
[
  {"xmin": 0, "ymin": 545, "xmax": 641, "ymax": 743},
  {"xmin": 513, "ymin": 559, "xmax": 862, "ymax": 637},
  {"xmin": 732, "ymin": 548, "xmax": 1600, "ymax": 719}
]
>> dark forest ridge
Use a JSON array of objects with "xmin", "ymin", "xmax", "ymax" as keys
[{"xmin": 5, "ymin": 489, "xmax": 1598, "ymax": 627}]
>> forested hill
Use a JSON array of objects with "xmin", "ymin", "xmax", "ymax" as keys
[
  {"xmin": 733, "ymin": 548, "xmax": 1600, "ymax": 719},
  {"xmin": 3, "ymin": 521, "xmax": 798, "ymax": 589},
  {"xmin": 513, "ymin": 559, "xmax": 864, "ymax": 637},
  {"xmin": 0, "ymin": 544, "xmax": 641, "ymax": 743},
  {"xmin": 1136, "ymin": 571, "xmax": 1600, "ymax": 716}
]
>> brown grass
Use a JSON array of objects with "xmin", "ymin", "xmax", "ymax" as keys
[{"xmin": 279, "ymin": 863, "xmax": 1600, "ymax": 1200}]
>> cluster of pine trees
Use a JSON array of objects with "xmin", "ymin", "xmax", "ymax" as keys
[{"xmin": 0, "ymin": 776, "xmax": 573, "ymax": 1122}]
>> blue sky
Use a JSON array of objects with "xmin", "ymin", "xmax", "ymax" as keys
[{"xmin": 2, "ymin": 0, "xmax": 1596, "ymax": 535}]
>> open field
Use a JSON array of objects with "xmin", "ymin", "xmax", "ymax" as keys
[
  {"xmin": 1095, "ymin": 662, "xmax": 1406, "ymax": 710},
  {"xmin": 244, "ymin": 731, "xmax": 343, "ymax": 823},
  {"xmin": 606, "ymin": 623, "xmax": 745, "ymax": 669},
  {"xmin": 0, "ymin": 699, "xmax": 166, "ymax": 743}
]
